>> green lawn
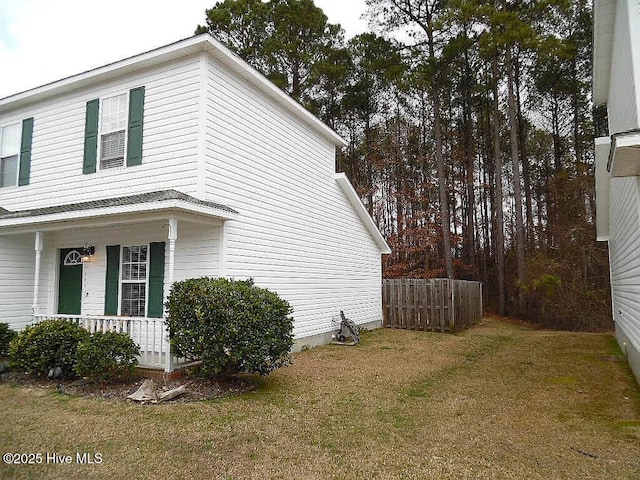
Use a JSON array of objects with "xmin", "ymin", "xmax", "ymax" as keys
[{"xmin": 1, "ymin": 317, "xmax": 639, "ymax": 479}]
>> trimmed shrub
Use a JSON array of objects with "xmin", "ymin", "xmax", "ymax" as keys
[
  {"xmin": 165, "ymin": 277, "xmax": 294, "ymax": 377},
  {"xmin": 75, "ymin": 331, "xmax": 140, "ymax": 383},
  {"xmin": 0, "ymin": 323, "xmax": 18, "ymax": 358},
  {"xmin": 9, "ymin": 319, "xmax": 90, "ymax": 377}
]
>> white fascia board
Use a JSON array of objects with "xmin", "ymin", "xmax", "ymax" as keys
[
  {"xmin": 0, "ymin": 199, "xmax": 239, "ymax": 230},
  {"xmin": 592, "ymin": 0, "xmax": 616, "ymax": 105},
  {"xmin": 595, "ymin": 137, "xmax": 611, "ymax": 241},
  {"xmin": 335, "ymin": 173, "xmax": 391, "ymax": 254},
  {"xmin": 0, "ymin": 35, "xmax": 346, "ymax": 148}
]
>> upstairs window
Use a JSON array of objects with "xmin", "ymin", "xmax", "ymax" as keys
[
  {"xmin": 83, "ymin": 86, "xmax": 145, "ymax": 175},
  {"xmin": 0, "ymin": 123, "xmax": 20, "ymax": 188},
  {"xmin": 100, "ymin": 93, "xmax": 128, "ymax": 169}
]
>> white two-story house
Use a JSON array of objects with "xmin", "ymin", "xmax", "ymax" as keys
[
  {"xmin": 0, "ymin": 34, "xmax": 390, "ymax": 372},
  {"xmin": 594, "ymin": 0, "xmax": 640, "ymax": 383}
]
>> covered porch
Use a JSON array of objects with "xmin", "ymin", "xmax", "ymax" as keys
[{"xmin": 0, "ymin": 190, "xmax": 238, "ymax": 372}]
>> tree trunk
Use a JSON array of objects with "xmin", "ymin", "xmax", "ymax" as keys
[
  {"xmin": 514, "ymin": 54, "xmax": 534, "ymax": 247},
  {"xmin": 426, "ymin": 23, "xmax": 454, "ymax": 279},
  {"xmin": 365, "ymin": 115, "xmax": 374, "ymax": 217},
  {"xmin": 433, "ymin": 89, "xmax": 454, "ymax": 278},
  {"xmin": 462, "ymin": 34, "xmax": 476, "ymax": 271},
  {"xmin": 551, "ymin": 96, "xmax": 562, "ymax": 173},
  {"xmin": 506, "ymin": 44, "xmax": 526, "ymax": 312},
  {"xmin": 492, "ymin": 54, "xmax": 506, "ymax": 316}
]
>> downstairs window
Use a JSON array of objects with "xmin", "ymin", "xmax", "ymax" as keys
[{"xmin": 121, "ymin": 245, "xmax": 148, "ymax": 317}]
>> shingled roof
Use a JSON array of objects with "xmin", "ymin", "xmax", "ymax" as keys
[{"xmin": 0, "ymin": 190, "xmax": 237, "ymax": 220}]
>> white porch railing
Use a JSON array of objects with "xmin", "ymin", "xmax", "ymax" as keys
[{"xmin": 32, "ymin": 314, "xmax": 185, "ymax": 372}]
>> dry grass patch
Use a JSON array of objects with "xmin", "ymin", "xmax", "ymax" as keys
[{"xmin": 1, "ymin": 317, "xmax": 639, "ymax": 479}]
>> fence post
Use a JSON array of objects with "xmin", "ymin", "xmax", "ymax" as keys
[
  {"xmin": 429, "ymin": 280, "xmax": 435, "ymax": 330},
  {"xmin": 450, "ymin": 279, "xmax": 455, "ymax": 333},
  {"xmin": 382, "ymin": 280, "xmax": 387, "ymax": 327},
  {"xmin": 480, "ymin": 283, "xmax": 483, "ymax": 322}
]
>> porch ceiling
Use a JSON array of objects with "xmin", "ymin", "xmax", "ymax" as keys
[{"xmin": 0, "ymin": 189, "xmax": 239, "ymax": 234}]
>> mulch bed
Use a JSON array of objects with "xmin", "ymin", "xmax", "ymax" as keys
[{"xmin": 0, "ymin": 370, "xmax": 258, "ymax": 403}]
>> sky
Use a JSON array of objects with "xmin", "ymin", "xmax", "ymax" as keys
[{"xmin": 0, "ymin": 0, "xmax": 369, "ymax": 99}]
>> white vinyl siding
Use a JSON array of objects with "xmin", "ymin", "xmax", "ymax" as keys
[
  {"xmin": 204, "ymin": 55, "xmax": 383, "ymax": 339},
  {"xmin": 172, "ymin": 222, "xmax": 221, "ymax": 280},
  {"xmin": 0, "ymin": 234, "xmax": 35, "ymax": 329},
  {"xmin": 0, "ymin": 55, "xmax": 201, "ymax": 211},
  {"xmin": 608, "ymin": 176, "xmax": 640, "ymax": 363}
]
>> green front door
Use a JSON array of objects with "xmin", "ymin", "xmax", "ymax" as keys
[{"xmin": 58, "ymin": 248, "xmax": 83, "ymax": 315}]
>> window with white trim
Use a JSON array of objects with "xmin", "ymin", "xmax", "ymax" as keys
[
  {"xmin": 121, "ymin": 245, "xmax": 148, "ymax": 317},
  {"xmin": 99, "ymin": 93, "xmax": 128, "ymax": 169},
  {"xmin": 0, "ymin": 123, "xmax": 20, "ymax": 188}
]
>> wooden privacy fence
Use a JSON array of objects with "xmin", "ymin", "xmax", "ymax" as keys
[{"xmin": 383, "ymin": 279, "xmax": 483, "ymax": 333}]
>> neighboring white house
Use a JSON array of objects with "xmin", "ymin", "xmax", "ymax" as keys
[
  {"xmin": 0, "ymin": 34, "xmax": 390, "ymax": 371},
  {"xmin": 593, "ymin": 0, "xmax": 640, "ymax": 384}
]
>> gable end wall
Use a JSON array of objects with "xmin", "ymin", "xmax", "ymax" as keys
[
  {"xmin": 204, "ymin": 55, "xmax": 382, "ymax": 339},
  {"xmin": 608, "ymin": 176, "xmax": 640, "ymax": 380}
]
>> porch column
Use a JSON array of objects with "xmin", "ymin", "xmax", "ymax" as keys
[
  {"xmin": 165, "ymin": 217, "xmax": 178, "ymax": 373},
  {"xmin": 32, "ymin": 231, "xmax": 44, "ymax": 318},
  {"xmin": 218, "ymin": 221, "xmax": 227, "ymax": 277},
  {"xmin": 167, "ymin": 217, "xmax": 177, "ymax": 287}
]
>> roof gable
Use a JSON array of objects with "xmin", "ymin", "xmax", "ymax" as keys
[{"xmin": 0, "ymin": 34, "xmax": 346, "ymax": 147}]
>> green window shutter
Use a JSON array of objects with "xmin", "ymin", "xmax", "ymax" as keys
[
  {"xmin": 83, "ymin": 99, "xmax": 99, "ymax": 174},
  {"xmin": 18, "ymin": 117, "xmax": 34, "ymax": 186},
  {"xmin": 104, "ymin": 245, "xmax": 120, "ymax": 315},
  {"xmin": 126, "ymin": 86, "xmax": 145, "ymax": 167},
  {"xmin": 148, "ymin": 241, "xmax": 165, "ymax": 318}
]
